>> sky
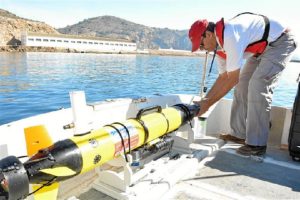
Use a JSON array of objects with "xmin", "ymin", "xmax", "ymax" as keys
[{"xmin": 1, "ymin": 0, "xmax": 300, "ymax": 50}]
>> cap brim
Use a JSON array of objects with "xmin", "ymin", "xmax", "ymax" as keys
[{"xmin": 191, "ymin": 37, "xmax": 201, "ymax": 52}]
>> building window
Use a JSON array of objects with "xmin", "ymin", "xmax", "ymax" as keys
[
  {"xmin": 64, "ymin": 40, "xmax": 69, "ymax": 43},
  {"xmin": 36, "ymin": 38, "xmax": 42, "ymax": 41},
  {"xmin": 105, "ymin": 43, "xmax": 109, "ymax": 45},
  {"xmin": 57, "ymin": 40, "xmax": 62, "ymax": 42},
  {"xmin": 43, "ymin": 39, "xmax": 49, "ymax": 42},
  {"xmin": 83, "ymin": 41, "xmax": 87, "ymax": 44},
  {"xmin": 50, "ymin": 39, "xmax": 55, "ymax": 42},
  {"xmin": 89, "ymin": 42, "xmax": 93, "ymax": 44},
  {"xmin": 94, "ymin": 42, "xmax": 98, "ymax": 44},
  {"xmin": 28, "ymin": 38, "xmax": 34, "ymax": 41},
  {"xmin": 71, "ymin": 41, "xmax": 75, "ymax": 43},
  {"xmin": 77, "ymin": 41, "xmax": 81, "ymax": 43}
]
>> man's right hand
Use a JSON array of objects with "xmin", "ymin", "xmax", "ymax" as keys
[{"xmin": 193, "ymin": 98, "xmax": 211, "ymax": 116}]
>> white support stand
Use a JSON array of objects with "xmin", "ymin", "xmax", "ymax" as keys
[
  {"xmin": 94, "ymin": 155, "xmax": 134, "ymax": 193},
  {"xmin": 172, "ymin": 102, "xmax": 216, "ymax": 153},
  {"xmin": 93, "ymin": 154, "xmax": 151, "ymax": 200},
  {"xmin": 172, "ymin": 117, "xmax": 203, "ymax": 153},
  {"xmin": 93, "ymin": 153, "xmax": 199, "ymax": 200}
]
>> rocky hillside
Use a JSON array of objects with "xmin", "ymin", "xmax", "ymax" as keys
[
  {"xmin": 0, "ymin": 9, "xmax": 191, "ymax": 50},
  {"xmin": 58, "ymin": 16, "xmax": 191, "ymax": 50},
  {"xmin": 0, "ymin": 9, "xmax": 59, "ymax": 46}
]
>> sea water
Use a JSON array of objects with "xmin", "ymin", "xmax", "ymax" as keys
[{"xmin": 0, "ymin": 52, "xmax": 299, "ymax": 125}]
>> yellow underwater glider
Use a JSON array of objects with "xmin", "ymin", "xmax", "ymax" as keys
[{"xmin": 0, "ymin": 104, "xmax": 199, "ymax": 200}]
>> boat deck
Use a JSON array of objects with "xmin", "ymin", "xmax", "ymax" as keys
[{"xmin": 70, "ymin": 137, "xmax": 300, "ymax": 200}]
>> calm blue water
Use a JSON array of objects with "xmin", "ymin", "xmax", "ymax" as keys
[{"xmin": 0, "ymin": 52, "xmax": 299, "ymax": 125}]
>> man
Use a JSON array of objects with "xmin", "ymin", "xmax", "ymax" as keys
[{"xmin": 189, "ymin": 12, "xmax": 297, "ymax": 156}]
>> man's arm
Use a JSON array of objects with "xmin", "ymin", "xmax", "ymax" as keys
[{"xmin": 196, "ymin": 69, "xmax": 240, "ymax": 116}]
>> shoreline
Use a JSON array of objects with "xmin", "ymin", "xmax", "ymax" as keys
[
  {"xmin": 1, "ymin": 46, "xmax": 298, "ymax": 61},
  {"xmin": 0, "ymin": 46, "xmax": 207, "ymax": 57}
]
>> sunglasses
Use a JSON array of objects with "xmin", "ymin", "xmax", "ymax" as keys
[{"xmin": 199, "ymin": 32, "xmax": 206, "ymax": 49}]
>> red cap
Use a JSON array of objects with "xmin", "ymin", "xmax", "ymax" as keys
[{"xmin": 189, "ymin": 19, "xmax": 208, "ymax": 52}]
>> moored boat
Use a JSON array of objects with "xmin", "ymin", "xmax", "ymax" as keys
[{"xmin": 0, "ymin": 93, "xmax": 300, "ymax": 200}]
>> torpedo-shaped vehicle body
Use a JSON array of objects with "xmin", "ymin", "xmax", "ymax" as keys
[{"xmin": 0, "ymin": 103, "xmax": 200, "ymax": 200}]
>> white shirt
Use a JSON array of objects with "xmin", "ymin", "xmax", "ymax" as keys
[{"xmin": 216, "ymin": 14, "xmax": 285, "ymax": 74}]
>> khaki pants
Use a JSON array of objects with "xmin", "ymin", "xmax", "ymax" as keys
[{"xmin": 230, "ymin": 32, "xmax": 297, "ymax": 146}]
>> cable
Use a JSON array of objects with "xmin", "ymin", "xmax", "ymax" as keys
[
  {"xmin": 208, "ymin": 49, "xmax": 217, "ymax": 78},
  {"xmin": 112, "ymin": 122, "xmax": 131, "ymax": 154},
  {"xmin": 133, "ymin": 118, "xmax": 149, "ymax": 144},
  {"xmin": 200, "ymin": 52, "xmax": 209, "ymax": 97},
  {"xmin": 17, "ymin": 155, "xmax": 28, "ymax": 159},
  {"xmin": 27, "ymin": 176, "xmax": 57, "ymax": 197},
  {"xmin": 105, "ymin": 124, "xmax": 129, "ymax": 162}
]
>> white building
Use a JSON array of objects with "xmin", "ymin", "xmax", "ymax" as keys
[{"xmin": 21, "ymin": 32, "xmax": 137, "ymax": 53}]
